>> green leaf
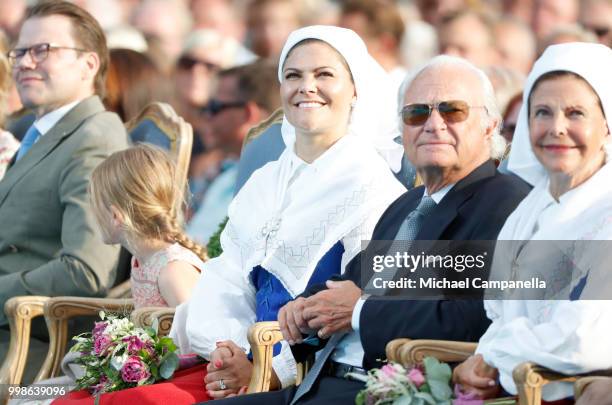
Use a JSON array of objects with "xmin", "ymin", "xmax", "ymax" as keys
[
  {"xmin": 150, "ymin": 363, "xmax": 159, "ymax": 379},
  {"xmin": 413, "ymin": 392, "xmax": 437, "ymax": 405},
  {"xmin": 423, "ymin": 357, "xmax": 452, "ymax": 383},
  {"xmin": 159, "ymin": 352, "xmax": 179, "ymax": 379},
  {"xmin": 206, "ymin": 216, "xmax": 228, "ymax": 258},
  {"xmin": 99, "ymin": 311, "xmax": 106, "ymax": 320},
  {"xmin": 355, "ymin": 390, "xmax": 366, "ymax": 405},
  {"xmin": 145, "ymin": 327, "xmax": 156, "ymax": 338},
  {"xmin": 427, "ymin": 380, "xmax": 452, "ymax": 401},
  {"xmin": 159, "ymin": 337, "xmax": 177, "ymax": 352},
  {"xmin": 151, "ymin": 318, "xmax": 159, "ymax": 335},
  {"xmin": 392, "ymin": 394, "xmax": 413, "ymax": 405}
]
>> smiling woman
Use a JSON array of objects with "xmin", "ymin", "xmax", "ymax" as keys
[
  {"xmin": 527, "ymin": 72, "xmax": 608, "ymax": 198},
  {"xmin": 453, "ymin": 42, "xmax": 612, "ymax": 402},
  {"xmin": 280, "ymin": 40, "xmax": 356, "ymax": 162},
  {"xmin": 51, "ymin": 26, "xmax": 407, "ymax": 405}
]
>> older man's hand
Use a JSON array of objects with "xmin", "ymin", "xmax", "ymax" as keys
[
  {"xmin": 576, "ymin": 378, "xmax": 612, "ymax": 405},
  {"xmin": 302, "ymin": 280, "xmax": 362, "ymax": 339},
  {"xmin": 452, "ymin": 354, "xmax": 500, "ymax": 399},
  {"xmin": 278, "ymin": 296, "xmax": 314, "ymax": 344}
]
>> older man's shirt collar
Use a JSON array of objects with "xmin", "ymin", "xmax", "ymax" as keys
[{"xmin": 424, "ymin": 183, "xmax": 455, "ymax": 204}]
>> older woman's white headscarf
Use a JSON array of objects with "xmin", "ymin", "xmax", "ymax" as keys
[
  {"xmin": 277, "ymin": 25, "xmax": 404, "ymax": 172},
  {"xmin": 508, "ymin": 42, "xmax": 612, "ymax": 185}
]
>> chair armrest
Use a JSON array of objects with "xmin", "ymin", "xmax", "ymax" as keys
[
  {"xmin": 247, "ymin": 321, "xmax": 284, "ymax": 393},
  {"xmin": 513, "ymin": 363, "xmax": 612, "ymax": 405},
  {"xmin": 386, "ymin": 338, "xmax": 477, "ymax": 366},
  {"xmin": 574, "ymin": 376, "xmax": 612, "ymax": 399},
  {"xmin": 513, "ymin": 362, "xmax": 580, "ymax": 405},
  {"xmin": 131, "ymin": 307, "xmax": 175, "ymax": 337},
  {"xmin": 131, "ymin": 306, "xmax": 168, "ymax": 328},
  {"xmin": 39, "ymin": 297, "xmax": 134, "ymax": 382},
  {"xmin": 0, "ymin": 296, "xmax": 49, "ymax": 393}
]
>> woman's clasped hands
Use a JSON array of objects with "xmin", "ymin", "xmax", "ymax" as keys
[{"xmin": 204, "ymin": 341, "xmax": 252, "ymax": 399}]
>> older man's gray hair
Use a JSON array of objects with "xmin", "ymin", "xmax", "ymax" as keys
[{"xmin": 397, "ymin": 55, "xmax": 507, "ymax": 159}]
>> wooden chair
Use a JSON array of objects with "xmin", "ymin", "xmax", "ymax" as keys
[
  {"xmin": 234, "ymin": 108, "xmax": 284, "ymax": 194},
  {"xmin": 0, "ymin": 103, "xmax": 193, "ymax": 403},
  {"xmin": 246, "ymin": 321, "xmax": 310, "ymax": 393},
  {"xmin": 125, "ymin": 314, "xmax": 305, "ymax": 394},
  {"xmin": 384, "ymin": 338, "xmax": 612, "ymax": 405},
  {"xmin": 126, "ymin": 102, "xmax": 193, "ymax": 196}
]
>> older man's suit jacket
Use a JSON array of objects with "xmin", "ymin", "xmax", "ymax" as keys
[
  {"xmin": 0, "ymin": 96, "xmax": 129, "ymax": 326},
  {"xmin": 293, "ymin": 160, "xmax": 531, "ymax": 368}
]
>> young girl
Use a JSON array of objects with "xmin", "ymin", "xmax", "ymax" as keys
[{"xmin": 90, "ymin": 144, "xmax": 206, "ymax": 308}]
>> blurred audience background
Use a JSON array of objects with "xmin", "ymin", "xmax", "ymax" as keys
[{"xmin": 0, "ymin": 0, "xmax": 608, "ymax": 233}]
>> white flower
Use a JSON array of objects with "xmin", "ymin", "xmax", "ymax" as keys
[{"xmin": 110, "ymin": 353, "xmax": 129, "ymax": 371}]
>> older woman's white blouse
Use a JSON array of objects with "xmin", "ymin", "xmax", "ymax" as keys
[{"xmin": 477, "ymin": 159, "xmax": 612, "ymax": 400}]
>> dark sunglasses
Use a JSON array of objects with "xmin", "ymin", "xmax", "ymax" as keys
[
  {"xmin": 177, "ymin": 56, "xmax": 219, "ymax": 72},
  {"xmin": 401, "ymin": 100, "xmax": 486, "ymax": 126},
  {"xmin": 202, "ymin": 99, "xmax": 247, "ymax": 116}
]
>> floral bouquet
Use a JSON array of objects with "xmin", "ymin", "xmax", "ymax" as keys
[
  {"xmin": 70, "ymin": 311, "xmax": 179, "ymax": 396},
  {"xmin": 353, "ymin": 357, "xmax": 488, "ymax": 405}
]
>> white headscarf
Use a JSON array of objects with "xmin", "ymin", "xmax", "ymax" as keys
[
  {"xmin": 277, "ymin": 25, "xmax": 404, "ymax": 172},
  {"xmin": 507, "ymin": 42, "xmax": 612, "ymax": 185}
]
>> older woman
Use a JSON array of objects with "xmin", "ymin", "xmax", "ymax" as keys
[
  {"xmin": 453, "ymin": 42, "xmax": 612, "ymax": 402},
  {"xmin": 53, "ymin": 26, "xmax": 405, "ymax": 404}
]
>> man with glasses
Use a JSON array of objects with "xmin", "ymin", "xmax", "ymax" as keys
[
  {"xmin": 0, "ymin": 0, "xmax": 127, "ymax": 380},
  {"xmin": 209, "ymin": 55, "xmax": 530, "ymax": 405},
  {"xmin": 187, "ymin": 59, "xmax": 280, "ymax": 245}
]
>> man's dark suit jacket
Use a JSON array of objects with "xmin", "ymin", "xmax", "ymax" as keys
[{"xmin": 293, "ymin": 160, "xmax": 531, "ymax": 369}]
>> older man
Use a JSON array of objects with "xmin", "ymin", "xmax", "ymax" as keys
[
  {"xmin": 0, "ymin": 0, "xmax": 127, "ymax": 378},
  {"xmin": 206, "ymin": 56, "xmax": 530, "ymax": 404}
]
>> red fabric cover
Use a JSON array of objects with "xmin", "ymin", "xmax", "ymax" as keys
[{"xmin": 52, "ymin": 364, "xmax": 211, "ymax": 405}]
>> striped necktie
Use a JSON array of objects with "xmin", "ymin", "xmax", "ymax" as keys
[{"xmin": 394, "ymin": 195, "xmax": 437, "ymax": 241}]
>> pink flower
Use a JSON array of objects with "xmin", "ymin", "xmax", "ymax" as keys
[
  {"xmin": 92, "ymin": 375, "xmax": 109, "ymax": 395},
  {"xmin": 92, "ymin": 321, "xmax": 107, "ymax": 337},
  {"xmin": 407, "ymin": 367, "xmax": 426, "ymax": 388},
  {"xmin": 122, "ymin": 335, "xmax": 146, "ymax": 353},
  {"xmin": 93, "ymin": 334, "xmax": 112, "ymax": 355},
  {"xmin": 380, "ymin": 364, "xmax": 397, "ymax": 379},
  {"xmin": 120, "ymin": 356, "xmax": 151, "ymax": 383},
  {"xmin": 453, "ymin": 384, "xmax": 484, "ymax": 405}
]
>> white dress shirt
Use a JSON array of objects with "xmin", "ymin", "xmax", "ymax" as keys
[{"xmin": 332, "ymin": 183, "xmax": 454, "ymax": 367}]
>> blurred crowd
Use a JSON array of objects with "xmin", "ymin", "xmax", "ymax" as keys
[{"xmin": 0, "ymin": 0, "xmax": 611, "ymax": 243}]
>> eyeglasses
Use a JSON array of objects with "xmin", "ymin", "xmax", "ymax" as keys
[
  {"xmin": 202, "ymin": 99, "xmax": 247, "ymax": 116},
  {"xmin": 177, "ymin": 56, "xmax": 220, "ymax": 73},
  {"xmin": 401, "ymin": 100, "xmax": 487, "ymax": 126},
  {"xmin": 7, "ymin": 43, "xmax": 87, "ymax": 65}
]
